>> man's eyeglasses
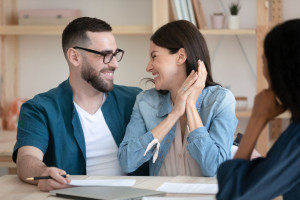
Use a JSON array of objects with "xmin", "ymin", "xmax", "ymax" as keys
[{"xmin": 73, "ymin": 46, "xmax": 124, "ymax": 64}]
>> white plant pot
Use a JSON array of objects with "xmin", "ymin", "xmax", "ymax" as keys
[{"xmin": 228, "ymin": 15, "xmax": 239, "ymax": 29}]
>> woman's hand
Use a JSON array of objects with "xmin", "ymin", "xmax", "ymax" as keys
[
  {"xmin": 187, "ymin": 60, "xmax": 207, "ymax": 106},
  {"xmin": 251, "ymin": 89, "xmax": 286, "ymax": 124},
  {"xmin": 172, "ymin": 70, "xmax": 198, "ymax": 117}
]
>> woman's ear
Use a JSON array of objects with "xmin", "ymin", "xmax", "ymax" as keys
[
  {"xmin": 177, "ymin": 48, "xmax": 187, "ymax": 65},
  {"xmin": 67, "ymin": 48, "xmax": 81, "ymax": 67}
]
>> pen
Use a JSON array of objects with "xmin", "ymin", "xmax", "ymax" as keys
[{"xmin": 26, "ymin": 174, "xmax": 69, "ymax": 181}]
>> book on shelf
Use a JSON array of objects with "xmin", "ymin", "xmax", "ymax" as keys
[
  {"xmin": 171, "ymin": 0, "xmax": 197, "ymax": 27},
  {"xmin": 179, "ymin": 0, "xmax": 190, "ymax": 21},
  {"xmin": 186, "ymin": 0, "xmax": 197, "ymax": 26},
  {"xmin": 171, "ymin": 0, "xmax": 183, "ymax": 20},
  {"xmin": 192, "ymin": 0, "xmax": 208, "ymax": 29}
]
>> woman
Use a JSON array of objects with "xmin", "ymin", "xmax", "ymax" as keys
[
  {"xmin": 217, "ymin": 19, "xmax": 300, "ymax": 199},
  {"xmin": 118, "ymin": 20, "xmax": 238, "ymax": 176}
]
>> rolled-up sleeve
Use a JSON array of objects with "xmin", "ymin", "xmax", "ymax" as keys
[{"xmin": 13, "ymin": 100, "xmax": 49, "ymax": 162}]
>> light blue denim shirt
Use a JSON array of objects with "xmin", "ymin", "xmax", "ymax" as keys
[{"xmin": 118, "ymin": 85, "xmax": 238, "ymax": 176}]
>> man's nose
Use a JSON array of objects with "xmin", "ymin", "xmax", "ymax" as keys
[{"xmin": 108, "ymin": 56, "xmax": 119, "ymax": 68}]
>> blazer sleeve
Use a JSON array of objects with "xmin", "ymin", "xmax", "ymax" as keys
[{"xmin": 216, "ymin": 130, "xmax": 300, "ymax": 200}]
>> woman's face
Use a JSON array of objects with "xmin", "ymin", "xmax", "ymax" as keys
[{"xmin": 146, "ymin": 42, "xmax": 181, "ymax": 91}]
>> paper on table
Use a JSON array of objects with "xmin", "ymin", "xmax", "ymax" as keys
[
  {"xmin": 69, "ymin": 179, "xmax": 136, "ymax": 187},
  {"xmin": 143, "ymin": 197, "xmax": 215, "ymax": 200},
  {"xmin": 156, "ymin": 183, "xmax": 218, "ymax": 194}
]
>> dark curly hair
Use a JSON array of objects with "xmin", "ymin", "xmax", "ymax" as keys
[
  {"xmin": 62, "ymin": 17, "xmax": 112, "ymax": 58},
  {"xmin": 147, "ymin": 20, "xmax": 219, "ymax": 93},
  {"xmin": 264, "ymin": 19, "xmax": 300, "ymax": 122}
]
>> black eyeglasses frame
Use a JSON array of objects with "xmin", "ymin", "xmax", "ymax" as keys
[{"xmin": 73, "ymin": 46, "xmax": 124, "ymax": 64}]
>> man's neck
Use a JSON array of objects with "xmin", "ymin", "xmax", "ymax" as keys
[{"xmin": 70, "ymin": 76, "xmax": 105, "ymax": 115}]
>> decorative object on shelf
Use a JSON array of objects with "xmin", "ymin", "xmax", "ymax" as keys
[
  {"xmin": 18, "ymin": 9, "xmax": 80, "ymax": 25},
  {"xmin": 5, "ymin": 98, "xmax": 28, "ymax": 130},
  {"xmin": 211, "ymin": 12, "xmax": 225, "ymax": 29},
  {"xmin": 228, "ymin": 0, "xmax": 241, "ymax": 29},
  {"xmin": 235, "ymin": 96, "xmax": 247, "ymax": 111}
]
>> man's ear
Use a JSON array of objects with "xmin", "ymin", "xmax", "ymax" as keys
[
  {"xmin": 67, "ymin": 48, "xmax": 81, "ymax": 67},
  {"xmin": 177, "ymin": 48, "xmax": 187, "ymax": 65}
]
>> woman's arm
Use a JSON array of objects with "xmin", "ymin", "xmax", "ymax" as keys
[
  {"xmin": 217, "ymin": 125, "xmax": 300, "ymax": 200},
  {"xmin": 185, "ymin": 61, "xmax": 237, "ymax": 176},
  {"xmin": 186, "ymin": 92, "xmax": 237, "ymax": 176},
  {"xmin": 234, "ymin": 89, "xmax": 285, "ymax": 160}
]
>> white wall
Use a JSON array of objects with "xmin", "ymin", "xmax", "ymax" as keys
[{"xmin": 18, "ymin": 0, "xmax": 300, "ymax": 134}]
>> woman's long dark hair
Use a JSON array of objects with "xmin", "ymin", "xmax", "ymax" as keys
[
  {"xmin": 264, "ymin": 19, "xmax": 300, "ymax": 122},
  {"xmin": 145, "ymin": 20, "xmax": 219, "ymax": 94}
]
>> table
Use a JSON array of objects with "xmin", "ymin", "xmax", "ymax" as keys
[
  {"xmin": 0, "ymin": 130, "xmax": 17, "ymax": 173},
  {"xmin": 0, "ymin": 175, "xmax": 217, "ymax": 199}
]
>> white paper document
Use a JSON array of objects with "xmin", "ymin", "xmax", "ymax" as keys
[
  {"xmin": 156, "ymin": 183, "xmax": 218, "ymax": 194},
  {"xmin": 143, "ymin": 197, "xmax": 215, "ymax": 200},
  {"xmin": 69, "ymin": 179, "xmax": 136, "ymax": 187}
]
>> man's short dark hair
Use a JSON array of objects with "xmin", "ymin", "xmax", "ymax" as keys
[{"xmin": 62, "ymin": 17, "xmax": 112, "ymax": 57}]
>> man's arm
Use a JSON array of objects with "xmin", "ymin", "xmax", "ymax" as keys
[{"xmin": 16, "ymin": 146, "xmax": 70, "ymax": 191}]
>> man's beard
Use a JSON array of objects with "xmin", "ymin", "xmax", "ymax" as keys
[{"xmin": 81, "ymin": 61, "xmax": 114, "ymax": 93}]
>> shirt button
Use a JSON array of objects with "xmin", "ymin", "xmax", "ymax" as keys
[{"xmin": 179, "ymin": 154, "xmax": 182, "ymax": 158}]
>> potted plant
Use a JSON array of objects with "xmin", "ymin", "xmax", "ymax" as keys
[
  {"xmin": 211, "ymin": 12, "xmax": 225, "ymax": 29},
  {"xmin": 228, "ymin": 0, "xmax": 241, "ymax": 29}
]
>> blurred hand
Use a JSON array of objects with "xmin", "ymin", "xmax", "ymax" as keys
[
  {"xmin": 37, "ymin": 167, "xmax": 71, "ymax": 192},
  {"xmin": 251, "ymin": 89, "xmax": 286, "ymax": 123}
]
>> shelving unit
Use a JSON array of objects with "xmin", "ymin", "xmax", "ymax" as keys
[
  {"xmin": 0, "ymin": 0, "xmax": 285, "ymax": 157},
  {"xmin": 200, "ymin": 29, "xmax": 256, "ymax": 35},
  {"xmin": 0, "ymin": 25, "xmax": 153, "ymax": 35}
]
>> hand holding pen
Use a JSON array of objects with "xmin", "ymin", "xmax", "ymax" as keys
[{"xmin": 31, "ymin": 167, "xmax": 71, "ymax": 192}]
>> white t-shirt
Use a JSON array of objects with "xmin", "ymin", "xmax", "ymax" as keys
[{"xmin": 74, "ymin": 96, "xmax": 125, "ymax": 176}]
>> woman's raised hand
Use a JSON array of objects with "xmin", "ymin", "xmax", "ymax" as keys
[
  {"xmin": 187, "ymin": 60, "xmax": 207, "ymax": 106},
  {"xmin": 172, "ymin": 70, "xmax": 198, "ymax": 117},
  {"xmin": 251, "ymin": 89, "xmax": 286, "ymax": 123}
]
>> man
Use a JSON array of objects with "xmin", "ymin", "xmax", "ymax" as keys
[{"xmin": 13, "ymin": 17, "xmax": 147, "ymax": 192}]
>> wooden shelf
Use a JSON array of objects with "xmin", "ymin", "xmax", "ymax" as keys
[
  {"xmin": 0, "ymin": 25, "xmax": 153, "ymax": 36},
  {"xmin": 236, "ymin": 109, "xmax": 291, "ymax": 119},
  {"xmin": 200, "ymin": 29, "xmax": 256, "ymax": 35},
  {"xmin": 236, "ymin": 109, "xmax": 252, "ymax": 118},
  {"xmin": 0, "ymin": 26, "xmax": 255, "ymax": 36}
]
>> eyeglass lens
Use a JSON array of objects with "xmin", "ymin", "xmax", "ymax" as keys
[{"xmin": 104, "ymin": 50, "xmax": 123, "ymax": 64}]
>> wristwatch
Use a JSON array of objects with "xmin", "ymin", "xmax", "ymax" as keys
[{"xmin": 233, "ymin": 133, "xmax": 243, "ymax": 146}]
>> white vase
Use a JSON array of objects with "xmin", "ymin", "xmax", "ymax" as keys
[{"xmin": 228, "ymin": 15, "xmax": 239, "ymax": 29}]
